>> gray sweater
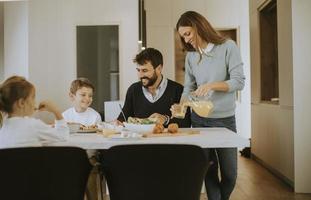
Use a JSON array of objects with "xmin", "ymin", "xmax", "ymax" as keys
[{"xmin": 183, "ymin": 39, "xmax": 245, "ymax": 118}]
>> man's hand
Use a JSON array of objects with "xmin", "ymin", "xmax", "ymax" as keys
[
  {"xmin": 149, "ymin": 113, "xmax": 167, "ymax": 125},
  {"xmin": 113, "ymin": 119, "xmax": 124, "ymax": 126}
]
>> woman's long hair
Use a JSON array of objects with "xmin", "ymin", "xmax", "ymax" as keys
[{"xmin": 176, "ymin": 11, "xmax": 227, "ymax": 52}]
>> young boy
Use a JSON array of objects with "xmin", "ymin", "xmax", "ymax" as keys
[
  {"xmin": 62, "ymin": 77, "xmax": 102, "ymax": 200},
  {"xmin": 62, "ymin": 77, "xmax": 101, "ymax": 126}
]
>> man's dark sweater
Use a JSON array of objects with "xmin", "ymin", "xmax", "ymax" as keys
[{"xmin": 118, "ymin": 79, "xmax": 191, "ymax": 127}]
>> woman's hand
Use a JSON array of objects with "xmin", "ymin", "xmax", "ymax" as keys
[
  {"xmin": 194, "ymin": 83, "xmax": 212, "ymax": 97},
  {"xmin": 194, "ymin": 82, "xmax": 229, "ymax": 97},
  {"xmin": 170, "ymin": 103, "xmax": 186, "ymax": 119},
  {"xmin": 38, "ymin": 100, "xmax": 63, "ymax": 120},
  {"xmin": 170, "ymin": 104, "xmax": 179, "ymax": 118}
]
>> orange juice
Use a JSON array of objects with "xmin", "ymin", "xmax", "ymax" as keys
[
  {"xmin": 189, "ymin": 101, "xmax": 213, "ymax": 117},
  {"xmin": 172, "ymin": 100, "xmax": 213, "ymax": 118}
]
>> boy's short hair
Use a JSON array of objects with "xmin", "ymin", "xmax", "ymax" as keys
[{"xmin": 70, "ymin": 78, "xmax": 94, "ymax": 94}]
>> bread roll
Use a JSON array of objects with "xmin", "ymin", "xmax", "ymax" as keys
[
  {"xmin": 153, "ymin": 123, "xmax": 164, "ymax": 134},
  {"xmin": 168, "ymin": 123, "xmax": 178, "ymax": 134}
]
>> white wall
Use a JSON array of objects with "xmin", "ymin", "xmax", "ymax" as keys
[
  {"xmin": 292, "ymin": 0, "xmax": 311, "ymax": 193},
  {"xmin": 0, "ymin": 3, "xmax": 4, "ymax": 82},
  {"xmin": 3, "ymin": 1, "xmax": 28, "ymax": 78},
  {"xmin": 26, "ymin": 0, "xmax": 138, "ymax": 111},
  {"xmin": 3, "ymin": 0, "xmax": 250, "ymax": 139},
  {"xmin": 145, "ymin": 0, "xmax": 251, "ymax": 139}
]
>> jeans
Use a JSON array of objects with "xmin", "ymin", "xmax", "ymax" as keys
[{"xmin": 191, "ymin": 113, "xmax": 237, "ymax": 200}]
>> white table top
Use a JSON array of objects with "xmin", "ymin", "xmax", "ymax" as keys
[{"xmin": 48, "ymin": 128, "xmax": 250, "ymax": 149}]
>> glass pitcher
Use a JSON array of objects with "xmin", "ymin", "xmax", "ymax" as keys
[{"xmin": 172, "ymin": 93, "xmax": 214, "ymax": 119}]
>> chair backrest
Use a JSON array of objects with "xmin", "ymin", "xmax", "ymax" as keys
[
  {"xmin": 104, "ymin": 100, "xmax": 124, "ymax": 121},
  {"xmin": 0, "ymin": 147, "xmax": 92, "ymax": 200},
  {"xmin": 101, "ymin": 144, "xmax": 208, "ymax": 200}
]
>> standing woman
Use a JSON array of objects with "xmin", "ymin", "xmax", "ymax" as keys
[{"xmin": 175, "ymin": 11, "xmax": 245, "ymax": 200}]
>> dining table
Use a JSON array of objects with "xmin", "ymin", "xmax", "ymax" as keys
[{"xmin": 48, "ymin": 127, "xmax": 250, "ymax": 150}]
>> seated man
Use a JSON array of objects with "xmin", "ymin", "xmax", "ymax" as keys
[{"xmin": 117, "ymin": 48, "xmax": 190, "ymax": 127}]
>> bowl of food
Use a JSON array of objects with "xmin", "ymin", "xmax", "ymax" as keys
[
  {"xmin": 123, "ymin": 122, "xmax": 155, "ymax": 133},
  {"xmin": 97, "ymin": 122, "xmax": 123, "ymax": 132},
  {"xmin": 123, "ymin": 117, "xmax": 157, "ymax": 133}
]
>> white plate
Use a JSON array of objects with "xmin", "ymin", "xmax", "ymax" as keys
[
  {"xmin": 109, "ymin": 134, "xmax": 142, "ymax": 140},
  {"xmin": 123, "ymin": 122, "xmax": 155, "ymax": 133}
]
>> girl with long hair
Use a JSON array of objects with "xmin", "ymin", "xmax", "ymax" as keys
[{"xmin": 0, "ymin": 76, "xmax": 69, "ymax": 148}]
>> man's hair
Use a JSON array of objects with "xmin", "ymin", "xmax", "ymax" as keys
[
  {"xmin": 69, "ymin": 77, "xmax": 95, "ymax": 94},
  {"xmin": 133, "ymin": 48, "xmax": 163, "ymax": 69}
]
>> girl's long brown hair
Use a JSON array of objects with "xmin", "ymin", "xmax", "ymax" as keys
[
  {"xmin": 0, "ymin": 76, "xmax": 34, "ymax": 114},
  {"xmin": 176, "ymin": 11, "xmax": 227, "ymax": 52}
]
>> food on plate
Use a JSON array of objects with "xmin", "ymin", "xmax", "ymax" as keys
[
  {"xmin": 168, "ymin": 123, "xmax": 179, "ymax": 134},
  {"xmin": 127, "ymin": 117, "xmax": 157, "ymax": 124},
  {"xmin": 79, "ymin": 124, "xmax": 98, "ymax": 131},
  {"xmin": 152, "ymin": 123, "xmax": 165, "ymax": 134}
]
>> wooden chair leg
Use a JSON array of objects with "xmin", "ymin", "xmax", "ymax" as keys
[{"xmin": 98, "ymin": 166, "xmax": 107, "ymax": 200}]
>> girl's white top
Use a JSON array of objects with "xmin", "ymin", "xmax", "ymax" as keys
[{"xmin": 0, "ymin": 117, "xmax": 69, "ymax": 149}]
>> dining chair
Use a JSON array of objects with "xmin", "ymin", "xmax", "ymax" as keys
[
  {"xmin": 0, "ymin": 147, "xmax": 92, "ymax": 200},
  {"xmin": 101, "ymin": 144, "xmax": 208, "ymax": 200}
]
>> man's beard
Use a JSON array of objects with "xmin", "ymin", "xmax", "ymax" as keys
[{"xmin": 140, "ymin": 72, "xmax": 158, "ymax": 88}]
